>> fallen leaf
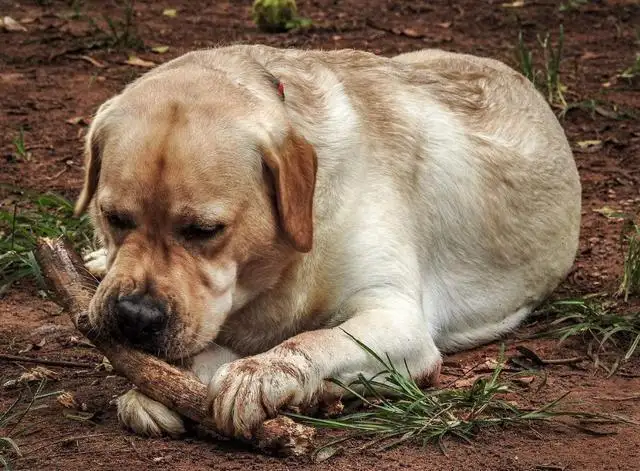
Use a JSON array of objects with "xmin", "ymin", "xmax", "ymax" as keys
[
  {"xmin": 593, "ymin": 206, "xmax": 626, "ymax": 219},
  {"xmin": 125, "ymin": 56, "xmax": 156, "ymax": 68},
  {"xmin": 402, "ymin": 28, "xmax": 423, "ymax": 38},
  {"xmin": 95, "ymin": 356, "xmax": 113, "ymax": 372},
  {"xmin": 576, "ymin": 139, "xmax": 602, "ymax": 149},
  {"xmin": 453, "ymin": 375, "xmax": 483, "ymax": 388},
  {"xmin": 66, "ymin": 116, "xmax": 90, "ymax": 126},
  {"xmin": 17, "ymin": 345, "xmax": 32, "ymax": 354},
  {"xmin": 57, "ymin": 391, "xmax": 79, "ymax": 409},
  {"xmin": 67, "ymin": 335, "xmax": 95, "ymax": 348},
  {"xmin": 2, "ymin": 16, "xmax": 28, "ymax": 32},
  {"xmin": 502, "ymin": 0, "xmax": 525, "ymax": 7},
  {"xmin": 312, "ymin": 446, "xmax": 342, "ymax": 463},
  {"xmin": 512, "ymin": 375, "xmax": 536, "ymax": 386},
  {"xmin": 594, "ymin": 106, "xmax": 620, "ymax": 119},
  {"xmin": 580, "ymin": 51, "xmax": 600, "ymax": 60},
  {"xmin": 163, "ymin": 8, "xmax": 177, "ymax": 17},
  {"xmin": 18, "ymin": 366, "xmax": 60, "ymax": 383},
  {"xmin": 63, "ymin": 410, "xmax": 96, "ymax": 422},
  {"xmin": 151, "ymin": 45, "xmax": 169, "ymax": 54},
  {"xmin": 79, "ymin": 55, "xmax": 106, "ymax": 68},
  {"xmin": 437, "ymin": 22, "xmax": 452, "ymax": 28},
  {"xmin": 481, "ymin": 358, "xmax": 500, "ymax": 370}
]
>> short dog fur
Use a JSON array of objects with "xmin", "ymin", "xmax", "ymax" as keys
[{"xmin": 76, "ymin": 46, "xmax": 581, "ymax": 439}]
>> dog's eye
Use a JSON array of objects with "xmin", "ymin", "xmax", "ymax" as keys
[
  {"xmin": 105, "ymin": 213, "xmax": 135, "ymax": 231},
  {"xmin": 180, "ymin": 224, "xmax": 225, "ymax": 241}
]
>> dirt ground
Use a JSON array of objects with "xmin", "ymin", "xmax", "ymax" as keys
[{"xmin": 1, "ymin": 0, "xmax": 640, "ymax": 470}]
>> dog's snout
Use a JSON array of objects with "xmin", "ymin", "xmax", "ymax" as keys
[{"xmin": 115, "ymin": 294, "xmax": 167, "ymax": 346}]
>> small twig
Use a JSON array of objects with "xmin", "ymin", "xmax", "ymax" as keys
[
  {"xmin": 45, "ymin": 167, "xmax": 69, "ymax": 181},
  {"xmin": 0, "ymin": 353, "xmax": 97, "ymax": 369},
  {"xmin": 540, "ymin": 356, "xmax": 587, "ymax": 365},
  {"xmin": 25, "ymin": 144, "xmax": 53, "ymax": 151},
  {"xmin": 595, "ymin": 394, "xmax": 640, "ymax": 401}
]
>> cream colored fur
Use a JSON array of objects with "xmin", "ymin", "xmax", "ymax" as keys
[{"xmin": 81, "ymin": 46, "xmax": 581, "ymax": 439}]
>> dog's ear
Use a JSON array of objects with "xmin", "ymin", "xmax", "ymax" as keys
[
  {"xmin": 262, "ymin": 131, "xmax": 317, "ymax": 253},
  {"xmin": 74, "ymin": 99, "xmax": 115, "ymax": 216}
]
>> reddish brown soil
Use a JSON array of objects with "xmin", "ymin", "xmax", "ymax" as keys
[{"xmin": 1, "ymin": 1, "xmax": 640, "ymax": 470}]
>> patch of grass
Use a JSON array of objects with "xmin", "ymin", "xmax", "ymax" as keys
[
  {"xmin": 618, "ymin": 218, "xmax": 640, "ymax": 302},
  {"xmin": 0, "ymin": 188, "xmax": 93, "ymax": 296},
  {"xmin": 1, "ymin": 381, "xmax": 61, "ymax": 470},
  {"xmin": 592, "ymin": 208, "xmax": 640, "ymax": 302},
  {"xmin": 12, "ymin": 129, "xmax": 30, "ymax": 162},
  {"xmin": 516, "ymin": 26, "xmax": 568, "ymax": 111},
  {"xmin": 619, "ymin": 53, "xmax": 640, "ymax": 81},
  {"xmin": 84, "ymin": 0, "xmax": 143, "ymax": 49},
  {"xmin": 252, "ymin": 0, "xmax": 312, "ymax": 33},
  {"xmin": 558, "ymin": 0, "xmax": 590, "ymax": 11},
  {"xmin": 546, "ymin": 298, "xmax": 640, "ymax": 373},
  {"xmin": 290, "ymin": 339, "xmax": 630, "ymax": 454}
]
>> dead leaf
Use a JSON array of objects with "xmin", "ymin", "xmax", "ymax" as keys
[
  {"xmin": 57, "ymin": 391, "xmax": 79, "ymax": 409},
  {"xmin": 312, "ymin": 446, "xmax": 342, "ymax": 463},
  {"xmin": 594, "ymin": 106, "xmax": 620, "ymax": 119},
  {"xmin": 66, "ymin": 116, "xmax": 90, "ymax": 126},
  {"xmin": 453, "ymin": 375, "xmax": 483, "ymax": 388},
  {"xmin": 502, "ymin": 0, "xmax": 525, "ymax": 7},
  {"xmin": 576, "ymin": 139, "xmax": 602, "ymax": 149},
  {"xmin": 580, "ymin": 51, "xmax": 600, "ymax": 60},
  {"xmin": 512, "ymin": 375, "xmax": 536, "ymax": 386},
  {"xmin": 95, "ymin": 356, "xmax": 113, "ymax": 372},
  {"xmin": 593, "ymin": 206, "xmax": 626, "ymax": 219},
  {"xmin": 481, "ymin": 358, "xmax": 500, "ymax": 370},
  {"xmin": 162, "ymin": 8, "xmax": 177, "ymax": 17},
  {"xmin": 402, "ymin": 28, "xmax": 424, "ymax": 38},
  {"xmin": 125, "ymin": 56, "xmax": 156, "ymax": 68},
  {"xmin": 67, "ymin": 335, "xmax": 95, "ymax": 348},
  {"xmin": 437, "ymin": 22, "xmax": 452, "ymax": 28},
  {"xmin": 18, "ymin": 344, "xmax": 34, "ymax": 354},
  {"xmin": 63, "ymin": 410, "xmax": 95, "ymax": 422},
  {"xmin": 2, "ymin": 16, "xmax": 28, "ymax": 32},
  {"xmin": 79, "ymin": 55, "xmax": 106, "ymax": 68},
  {"xmin": 18, "ymin": 366, "xmax": 60, "ymax": 383},
  {"xmin": 151, "ymin": 45, "xmax": 169, "ymax": 54}
]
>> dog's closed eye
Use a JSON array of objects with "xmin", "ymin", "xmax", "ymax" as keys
[
  {"xmin": 180, "ymin": 224, "xmax": 225, "ymax": 241},
  {"xmin": 105, "ymin": 212, "xmax": 136, "ymax": 231}
]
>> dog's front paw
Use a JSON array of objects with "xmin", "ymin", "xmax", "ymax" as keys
[
  {"xmin": 208, "ymin": 350, "xmax": 319, "ymax": 439},
  {"xmin": 84, "ymin": 248, "xmax": 108, "ymax": 278},
  {"xmin": 117, "ymin": 389, "xmax": 185, "ymax": 437}
]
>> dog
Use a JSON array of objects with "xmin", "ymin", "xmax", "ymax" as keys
[{"xmin": 76, "ymin": 45, "xmax": 581, "ymax": 439}]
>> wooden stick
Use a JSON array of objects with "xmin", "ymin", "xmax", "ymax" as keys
[{"xmin": 34, "ymin": 237, "xmax": 315, "ymax": 456}]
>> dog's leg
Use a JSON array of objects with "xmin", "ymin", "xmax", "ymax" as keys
[
  {"xmin": 208, "ymin": 290, "xmax": 440, "ymax": 438},
  {"xmin": 83, "ymin": 248, "xmax": 108, "ymax": 278},
  {"xmin": 116, "ymin": 346, "xmax": 239, "ymax": 437}
]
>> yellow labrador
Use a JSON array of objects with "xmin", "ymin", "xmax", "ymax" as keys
[{"xmin": 77, "ymin": 46, "xmax": 581, "ymax": 439}]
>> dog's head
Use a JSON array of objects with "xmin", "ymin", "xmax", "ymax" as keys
[{"xmin": 76, "ymin": 56, "xmax": 317, "ymax": 359}]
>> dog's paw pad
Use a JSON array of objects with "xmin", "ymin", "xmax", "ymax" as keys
[{"xmin": 117, "ymin": 389, "xmax": 185, "ymax": 438}]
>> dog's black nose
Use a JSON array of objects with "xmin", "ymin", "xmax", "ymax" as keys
[{"xmin": 115, "ymin": 294, "xmax": 167, "ymax": 346}]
